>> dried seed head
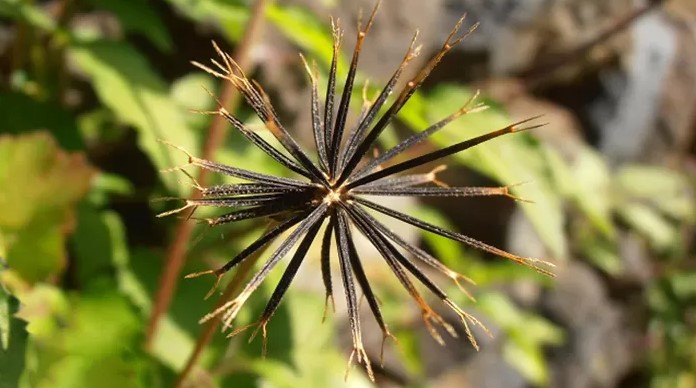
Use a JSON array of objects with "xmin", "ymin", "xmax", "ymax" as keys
[{"xmin": 160, "ymin": 3, "xmax": 555, "ymax": 382}]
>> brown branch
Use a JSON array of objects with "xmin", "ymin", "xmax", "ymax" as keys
[
  {"xmin": 144, "ymin": 0, "xmax": 270, "ymax": 351},
  {"xmin": 173, "ymin": 242, "xmax": 267, "ymax": 388},
  {"xmin": 520, "ymin": 0, "xmax": 665, "ymax": 88}
]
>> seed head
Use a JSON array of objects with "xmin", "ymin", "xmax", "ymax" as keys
[{"xmin": 161, "ymin": 2, "xmax": 555, "ymax": 381}]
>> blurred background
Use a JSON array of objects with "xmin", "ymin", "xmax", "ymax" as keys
[{"xmin": 1, "ymin": 0, "xmax": 695, "ymax": 387}]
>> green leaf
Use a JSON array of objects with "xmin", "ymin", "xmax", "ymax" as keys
[
  {"xmin": 10, "ymin": 281, "xmax": 71, "ymax": 339},
  {"xmin": 267, "ymin": 5, "xmax": 337, "ymax": 67},
  {"xmin": 68, "ymin": 40, "xmax": 198, "ymax": 194},
  {"xmin": 72, "ymin": 203, "xmax": 118, "ymax": 289},
  {"xmin": 15, "ymin": 288, "xmax": 156, "ymax": 388},
  {"xmin": 73, "ymin": 204, "xmax": 205, "ymax": 372},
  {"xmin": 580, "ymin": 236, "xmax": 622, "ymax": 275},
  {"xmin": 87, "ymin": 0, "xmax": 173, "ymax": 51},
  {"xmin": 422, "ymin": 85, "xmax": 567, "ymax": 259},
  {"xmin": 247, "ymin": 291, "xmax": 372, "ymax": 387},
  {"xmin": 478, "ymin": 292, "xmax": 563, "ymax": 385},
  {"xmin": 0, "ymin": 0, "xmax": 57, "ymax": 32},
  {"xmin": 568, "ymin": 147, "xmax": 615, "ymax": 238},
  {"xmin": 670, "ymin": 272, "xmax": 696, "ymax": 300},
  {"xmin": 0, "ymin": 132, "xmax": 94, "ymax": 283},
  {"xmin": 502, "ymin": 340, "xmax": 548, "ymax": 387},
  {"xmin": 170, "ymin": 73, "xmax": 217, "ymax": 130},
  {"xmin": 0, "ymin": 289, "xmax": 27, "ymax": 388},
  {"xmin": 0, "ymin": 91, "xmax": 84, "ymax": 151},
  {"xmin": 164, "ymin": 0, "xmax": 249, "ymax": 41},
  {"xmin": 618, "ymin": 203, "xmax": 677, "ymax": 252},
  {"xmin": 616, "ymin": 165, "xmax": 695, "ymax": 223},
  {"xmin": 125, "ymin": 246, "xmax": 222, "ymax": 372}
]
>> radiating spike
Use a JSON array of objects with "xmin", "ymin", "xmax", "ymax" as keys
[
  {"xmin": 345, "ymin": 118, "xmax": 546, "ymax": 189},
  {"xmin": 336, "ymin": 14, "xmax": 477, "ymax": 186}
]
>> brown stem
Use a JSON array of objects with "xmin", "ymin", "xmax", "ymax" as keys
[
  {"xmin": 144, "ymin": 0, "xmax": 270, "ymax": 351},
  {"xmin": 520, "ymin": 0, "xmax": 664, "ymax": 88},
  {"xmin": 173, "ymin": 245, "xmax": 265, "ymax": 388}
]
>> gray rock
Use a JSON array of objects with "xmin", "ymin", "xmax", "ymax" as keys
[
  {"xmin": 596, "ymin": 11, "xmax": 677, "ymax": 165},
  {"xmin": 543, "ymin": 262, "xmax": 638, "ymax": 388}
]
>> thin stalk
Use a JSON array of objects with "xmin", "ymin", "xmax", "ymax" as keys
[
  {"xmin": 521, "ymin": 0, "xmax": 663, "ymax": 87},
  {"xmin": 173, "ymin": 236, "xmax": 270, "ymax": 388},
  {"xmin": 144, "ymin": 0, "xmax": 270, "ymax": 350}
]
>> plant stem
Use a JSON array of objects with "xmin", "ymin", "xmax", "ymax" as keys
[
  {"xmin": 521, "ymin": 0, "xmax": 664, "ymax": 87},
  {"xmin": 173, "ymin": 237, "xmax": 269, "ymax": 388},
  {"xmin": 144, "ymin": 0, "xmax": 270, "ymax": 351}
]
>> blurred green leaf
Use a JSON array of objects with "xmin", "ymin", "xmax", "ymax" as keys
[
  {"xmin": 670, "ymin": 272, "xmax": 696, "ymax": 300},
  {"xmin": 0, "ymin": 92, "xmax": 84, "ymax": 151},
  {"xmin": 0, "ymin": 289, "xmax": 27, "ymax": 388},
  {"xmin": 0, "ymin": 0, "xmax": 56, "ymax": 32},
  {"xmin": 267, "ymin": 5, "xmax": 337, "ymax": 67},
  {"xmin": 77, "ymin": 108, "xmax": 123, "ymax": 144},
  {"xmin": 165, "ymin": 0, "xmax": 248, "ymax": 41},
  {"xmin": 0, "ymin": 289, "xmax": 8, "ymax": 350},
  {"xmin": 478, "ymin": 292, "xmax": 563, "ymax": 386},
  {"xmin": 617, "ymin": 165, "xmax": 695, "ymax": 223},
  {"xmin": 17, "ymin": 288, "xmax": 155, "ymax": 388},
  {"xmin": 69, "ymin": 40, "xmax": 198, "ymax": 194},
  {"xmin": 86, "ymin": 172, "xmax": 135, "ymax": 206},
  {"xmin": 246, "ymin": 291, "xmax": 372, "ymax": 387},
  {"xmin": 502, "ymin": 340, "xmax": 548, "ymax": 387},
  {"xmin": 618, "ymin": 203, "xmax": 677, "ymax": 253},
  {"xmin": 72, "ymin": 203, "xmax": 118, "ymax": 289},
  {"xmin": 87, "ymin": 0, "xmax": 173, "ymax": 52},
  {"xmin": 416, "ymin": 206, "xmax": 553, "ymax": 288},
  {"xmin": 421, "ymin": 85, "xmax": 567, "ymax": 259},
  {"xmin": 171, "ymin": 73, "xmax": 217, "ymax": 130},
  {"xmin": 0, "ymin": 132, "xmax": 94, "ymax": 283},
  {"xmin": 569, "ymin": 147, "xmax": 615, "ymax": 238},
  {"xmin": 126, "ymin": 247, "xmax": 220, "ymax": 371},
  {"xmin": 580, "ymin": 236, "xmax": 622, "ymax": 275},
  {"xmin": 72, "ymin": 195, "xmax": 208, "ymax": 372},
  {"xmin": 10, "ymin": 281, "xmax": 70, "ymax": 339}
]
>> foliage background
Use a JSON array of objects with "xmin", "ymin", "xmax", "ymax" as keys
[{"xmin": 1, "ymin": 0, "xmax": 695, "ymax": 387}]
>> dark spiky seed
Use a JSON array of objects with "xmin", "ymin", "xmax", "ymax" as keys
[{"xmin": 160, "ymin": 2, "xmax": 555, "ymax": 381}]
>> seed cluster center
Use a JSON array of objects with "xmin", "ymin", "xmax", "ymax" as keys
[{"xmin": 323, "ymin": 187, "xmax": 344, "ymax": 205}]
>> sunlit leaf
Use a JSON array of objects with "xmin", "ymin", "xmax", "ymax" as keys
[
  {"xmin": 10, "ymin": 280, "xmax": 70, "ymax": 339},
  {"xmin": 72, "ymin": 195, "xmax": 208, "ymax": 372},
  {"xmin": 164, "ymin": 0, "xmax": 249, "ymax": 41},
  {"xmin": 69, "ymin": 40, "xmax": 198, "ymax": 194},
  {"xmin": 0, "ymin": 0, "xmax": 56, "ymax": 32},
  {"xmin": 669, "ymin": 272, "xmax": 696, "ymax": 300},
  {"xmin": 171, "ymin": 73, "xmax": 217, "ymax": 130},
  {"xmin": 16, "ymin": 289, "xmax": 155, "ymax": 387},
  {"xmin": 478, "ymin": 292, "xmax": 563, "ymax": 386},
  {"xmin": 267, "ymin": 5, "xmax": 337, "ymax": 67},
  {"xmin": 580, "ymin": 236, "xmax": 622, "ymax": 275},
  {"xmin": 422, "ymin": 85, "xmax": 567, "ymax": 259},
  {"xmin": 248, "ymin": 291, "xmax": 372, "ymax": 387},
  {"xmin": 0, "ymin": 132, "xmax": 94, "ymax": 283},
  {"xmin": 569, "ymin": 147, "xmax": 615, "ymax": 238},
  {"xmin": 617, "ymin": 165, "xmax": 695, "ymax": 223},
  {"xmin": 618, "ymin": 203, "xmax": 677, "ymax": 253}
]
